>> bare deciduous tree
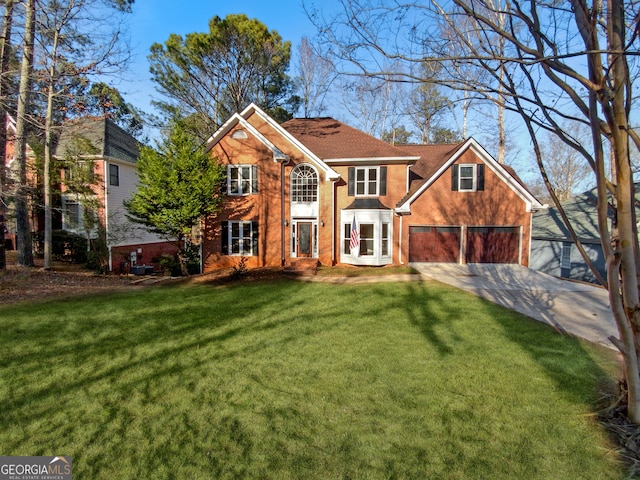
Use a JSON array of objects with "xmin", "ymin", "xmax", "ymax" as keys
[
  {"xmin": 295, "ymin": 36, "xmax": 335, "ymax": 118},
  {"xmin": 311, "ymin": 0, "xmax": 640, "ymax": 423},
  {"xmin": 37, "ymin": 0, "xmax": 133, "ymax": 269},
  {"xmin": 0, "ymin": 0, "xmax": 15, "ymax": 271},
  {"xmin": 14, "ymin": 0, "xmax": 36, "ymax": 267}
]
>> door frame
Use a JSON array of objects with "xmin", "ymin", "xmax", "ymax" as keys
[{"xmin": 291, "ymin": 220, "xmax": 318, "ymax": 258}]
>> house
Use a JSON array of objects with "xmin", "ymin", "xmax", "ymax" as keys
[
  {"xmin": 201, "ymin": 104, "xmax": 544, "ymax": 272},
  {"xmin": 530, "ymin": 186, "xmax": 640, "ymax": 284},
  {"xmin": 2, "ymin": 114, "xmax": 43, "ymax": 251},
  {"xmin": 54, "ymin": 117, "xmax": 177, "ymax": 272}
]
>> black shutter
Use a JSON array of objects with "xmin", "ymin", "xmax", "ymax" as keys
[
  {"xmin": 477, "ymin": 164, "xmax": 485, "ymax": 191},
  {"xmin": 252, "ymin": 221, "xmax": 259, "ymax": 256},
  {"xmin": 221, "ymin": 221, "xmax": 229, "ymax": 255},
  {"xmin": 348, "ymin": 167, "xmax": 355, "ymax": 196},
  {"xmin": 379, "ymin": 166, "xmax": 387, "ymax": 196},
  {"xmin": 251, "ymin": 165, "xmax": 258, "ymax": 193},
  {"xmin": 451, "ymin": 164, "xmax": 459, "ymax": 191}
]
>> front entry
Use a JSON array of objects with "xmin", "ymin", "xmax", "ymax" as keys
[{"xmin": 297, "ymin": 222, "xmax": 313, "ymax": 257}]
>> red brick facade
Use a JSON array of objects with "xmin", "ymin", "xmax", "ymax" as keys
[{"xmin": 202, "ymin": 104, "xmax": 543, "ymax": 273}]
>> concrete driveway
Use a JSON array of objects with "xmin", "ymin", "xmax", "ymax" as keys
[{"xmin": 410, "ymin": 263, "xmax": 618, "ymax": 349}]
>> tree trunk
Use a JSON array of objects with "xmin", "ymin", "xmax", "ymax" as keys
[
  {"xmin": 0, "ymin": 0, "xmax": 14, "ymax": 270},
  {"xmin": 14, "ymin": 0, "xmax": 36, "ymax": 267},
  {"xmin": 43, "ymin": 26, "xmax": 62, "ymax": 270},
  {"xmin": 607, "ymin": 0, "xmax": 640, "ymax": 423}
]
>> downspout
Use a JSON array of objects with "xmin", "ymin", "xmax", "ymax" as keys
[
  {"xmin": 104, "ymin": 160, "xmax": 112, "ymax": 272},
  {"xmin": 199, "ymin": 217, "xmax": 203, "ymax": 274},
  {"xmin": 519, "ymin": 224, "xmax": 523, "ymax": 266},
  {"xmin": 332, "ymin": 179, "xmax": 336, "ymax": 265},
  {"xmin": 281, "ymin": 161, "xmax": 285, "ymax": 266},
  {"xmin": 399, "ymin": 215, "xmax": 403, "ymax": 265}
]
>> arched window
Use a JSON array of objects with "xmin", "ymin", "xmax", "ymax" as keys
[{"xmin": 291, "ymin": 164, "xmax": 318, "ymax": 202}]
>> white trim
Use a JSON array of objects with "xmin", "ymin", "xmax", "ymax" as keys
[
  {"xmin": 233, "ymin": 103, "xmax": 341, "ymax": 181},
  {"xmin": 227, "ymin": 164, "xmax": 257, "ymax": 196},
  {"xmin": 457, "ymin": 164, "xmax": 477, "ymax": 192},
  {"xmin": 354, "ymin": 165, "xmax": 381, "ymax": 197},
  {"xmin": 290, "ymin": 219, "xmax": 319, "ymax": 258},
  {"xmin": 227, "ymin": 220, "xmax": 256, "ymax": 256},
  {"xmin": 395, "ymin": 138, "xmax": 544, "ymax": 214},
  {"xmin": 340, "ymin": 209, "xmax": 393, "ymax": 266},
  {"xmin": 205, "ymin": 113, "xmax": 289, "ymax": 163},
  {"xmin": 325, "ymin": 156, "xmax": 420, "ymax": 164}
]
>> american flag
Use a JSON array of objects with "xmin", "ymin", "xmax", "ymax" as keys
[{"xmin": 349, "ymin": 216, "xmax": 359, "ymax": 251}]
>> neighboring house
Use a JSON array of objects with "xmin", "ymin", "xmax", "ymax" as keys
[
  {"xmin": 201, "ymin": 103, "xmax": 543, "ymax": 273},
  {"xmin": 2, "ymin": 114, "xmax": 42, "ymax": 251},
  {"xmin": 54, "ymin": 117, "xmax": 176, "ymax": 271},
  {"xmin": 530, "ymin": 186, "xmax": 640, "ymax": 284}
]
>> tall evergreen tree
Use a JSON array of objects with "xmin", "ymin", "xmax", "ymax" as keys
[
  {"xmin": 148, "ymin": 14, "xmax": 295, "ymax": 141},
  {"xmin": 124, "ymin": 120, "xmax": 225, "ymax": 275}
]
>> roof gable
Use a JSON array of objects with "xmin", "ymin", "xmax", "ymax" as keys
[
  {"xmin": 395, "ymin": 138, "xmax": 544, "ymax": 213},
  {"xmin": 205, "ymin": 104, "xmax": 340, "ymax": 180}
]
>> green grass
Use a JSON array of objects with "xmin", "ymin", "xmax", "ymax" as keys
[{"xmin": 0, "ymin": 279, "xmax": 625, "ymax": 479}]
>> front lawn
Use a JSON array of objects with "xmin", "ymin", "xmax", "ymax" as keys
[{"xmin": 0, "ymin": 278, "xmax": 625, "ymax": 478}]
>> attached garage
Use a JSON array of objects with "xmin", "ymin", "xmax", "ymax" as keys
[
  {"xmin": 409, "ymin": 226, "xmax": 461, "ymax": 262},
  {"xmin": 466, "ymin": 226, "xmax": 520, "ymax": 264},
  {"xmin": 409, "ymin": 225, "xmax": 521, "ymax": 264}
]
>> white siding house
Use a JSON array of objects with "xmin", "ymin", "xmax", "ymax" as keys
[{"xmin": 56, "ymin": 117, "xmax": 175, "ymax": 272}]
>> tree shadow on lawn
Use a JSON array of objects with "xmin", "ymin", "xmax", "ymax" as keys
[
  {"xmin": 0, "ymin": 277, "xmax": 627, "ymax": 477},
  {"xmin": 383, "ymin": 279, "xmax": 629, "ymax": 473},
  {"xmin": 396, "ymin": 278, "xmax": 618, "ymax": 404},
  {"xmin": 0, "ymin": 280, "xmax": 340, "ymax": 442}
]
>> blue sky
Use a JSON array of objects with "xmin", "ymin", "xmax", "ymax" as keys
[{"xmin": 122, "ymin": 0, "xmax": 323, "ymax": 117}]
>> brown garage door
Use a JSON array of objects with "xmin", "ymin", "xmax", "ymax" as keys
[
  {"xmin": 409, "ymin": 226, "xmax": 461, "ymax": 262},
  {"xmin": 466, "ymin": 226, "xmax": 519, "ymax": 263}
]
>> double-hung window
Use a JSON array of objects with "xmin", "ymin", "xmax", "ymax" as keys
[
  {"xmin": 451, "ymin": 164, "xmax": 485, "ymax": 192},
  {"xmin": 228, "ymin": 165, "xmax": 258, "ymax": 195},
  {"xmin": 356, "ymin": 167, "xmax": 378, "ymax": 196},
  {"xmin": 348, "ymin": 166, "xmax": 387, "ymax": 196},
  {"xmin": 561, "ymin": 243, "xmax": 571, "ymax": 270},
  {"xmin": 222, "ymin": 221, "xmax": 258, "ymax": 256},
  {"xmin": 458, "ymin": 165, "xmax": 476, "ymax": 191}
]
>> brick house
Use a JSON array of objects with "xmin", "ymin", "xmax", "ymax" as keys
[{"xmin": 201, "ymin": 104, "xmax": 543, "ymax": 272}]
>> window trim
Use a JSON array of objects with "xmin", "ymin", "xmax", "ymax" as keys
[
  {"xmin": 227, "ymin": 165, "xmax": 258, "ymax": 196},
  {"xmin": 291, "ymin": 164, "xmax": 319, "ymax": 203},
  {"xmin": 561, "ymin": 243, "xmax": 572, "ymax": 270},
  {"xmin": 62, "ymin": 198, "xmax": 82, "ymax": 232},
  {"xmin": 451, "ymin": 164, "xmax": 485, "ymax": 192},
  {"xmin": 458, "ymin": 164, "xmax": 476, "ymax": 192},
  {"xmin": 222, "ymin": 220, "xmax": 258, "ymax": 256},
  {"xmin": 340, "ymin": 209, "xmax": 393, "ymax": 266},
  {"xmin": 355, "ymin": 166, "xmax": 379, "ymax": 196},
  {"xmin": 109, "ymin": 164, "xmax": 119, "ymax": 186},
  {"xmin": 348, "ymin": 166, "xmax": 387, "ymax": 197}
]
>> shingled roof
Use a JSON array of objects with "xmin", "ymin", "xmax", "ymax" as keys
[
  {"xmin": 530, "ymin": 186, "xmax": 640, "ymax": 242},
  {"xmin": 54, "ymin": 117, "xmax": 139, "ymax": 164},
  {"xmin": 393, "ymin": 143, "xmax": 465, "ymax": 205},
  {"xmin": 281, "ymin": 117, "xmax": 417, "ymax": 161}
]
